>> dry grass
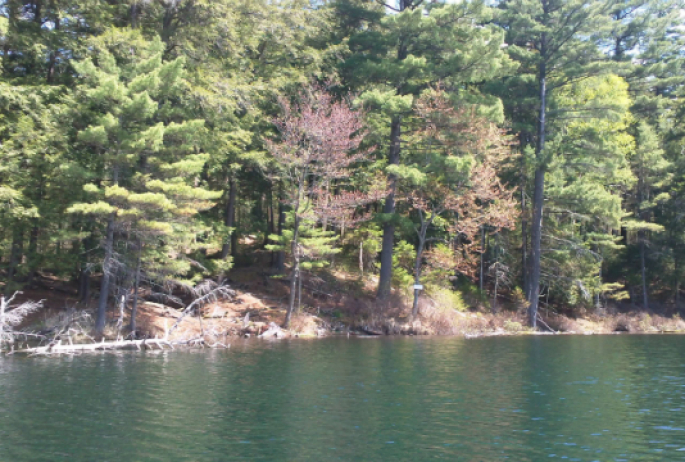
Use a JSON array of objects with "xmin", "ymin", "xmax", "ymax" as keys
[
  {"xmin": 288, "ymin": 313, "xmax": 322, "ymax": 336},
  {"xmin": 600, "ymin": 312, "xmax": 685, "ymax": 333}
]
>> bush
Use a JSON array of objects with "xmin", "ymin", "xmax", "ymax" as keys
[
  {"xmin": 457, "ymin": 279, "xmax": 490, "ymax": 310},
  {"xmin": 503, "ymin": 320, "xmax": 525, "ymax": 332},
  {"xmin": 391, "ymin": 240, "xmax": 416, "ymax": 294},
  {"xmin": 427, "ymin": 285, "xmax": 467, "ymax": 312}
]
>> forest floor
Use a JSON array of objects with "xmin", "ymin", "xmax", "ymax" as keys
[{"xmin": 10, "ymin": 256, "xmax": 685, "ymax": 346}]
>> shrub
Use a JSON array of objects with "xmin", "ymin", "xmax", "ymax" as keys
[
  {"xmin": 427, "ymin": 285, "xmax": 467, "ymax": 312},
  {"xmin": 503, "ymin": 320, "xmax": 524, "ymax": 333}
]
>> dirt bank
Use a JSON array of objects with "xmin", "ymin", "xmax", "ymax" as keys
[{"xmin": 9, "ymin": 267, "xmax": 685, "ymax": 351}]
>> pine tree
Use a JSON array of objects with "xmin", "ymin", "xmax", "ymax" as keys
[
  {"xmin": 620, "ymin": 0, "xmax": 685, "ymax": 124},
  {"xmin": 497, "ymin": 0, "xmax": 621, "ymax": 327},
  {"xmin": 605, "ymin": 0, "xmax": 684, "ymax": 309},
  {"xmin": 623, "ymin": 122, "xmax": 670, "ymax": 309},
  {"xmin": 0, "ymin": 83, "xmax": 40, "ymax": 293},
  {"xmin": 67, "ymin": 30, "xmax": 220, "ymax": 333},
  {"xmin": 542, "ymin": 74, "xmax": 635, "ymax": 309},
  {"xmin": 334, "ymin": 0, "xmax": 514, "ymax": 298}
]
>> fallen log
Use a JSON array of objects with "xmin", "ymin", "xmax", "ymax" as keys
[{"xmin": 12, "ymin": 338, "xmax": 174, "ymax": 355}]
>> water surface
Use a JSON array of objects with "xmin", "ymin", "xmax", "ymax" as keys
[{"xmin": 1, "ymin": 335, "xmax": 685, "ymax": 461}]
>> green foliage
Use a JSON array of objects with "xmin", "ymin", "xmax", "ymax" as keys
[
  {"xmin": 65, "ymin": 30, "xmax": 221, "ymax": 293},
  {"xmin": 0, "ymin": 0, "xmax": 683, "ymax": 322},
  {"xmin": 390, "ymin": 240, "xmax": 416, "ymax": 292},
  {"xmin": 503, "ymin": 320, "xmax": 526, "ymax": 333},
  {"xmin": 342, "ymin": 222, "xmax": 383, "ymax": 274},
  {"xmin": 426, "ymin": 285, "xmax": 467, "ymax": 313},
  {"xmin": 267, "ymin": 211, "xmax": 340, "ymax": 271}
]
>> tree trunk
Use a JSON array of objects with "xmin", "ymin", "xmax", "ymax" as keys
[
  {"xmin": 264, "ymin": 187, "xmax": 273, "ymax": 248},
  {"xmin": 221, "ymin": 177, "xmax": 237, "ymax": 260},
  {"xmin": 640, "ymin": 236, "xmax": 649, "ymax": 310},
  {"xmin": 78, "ymin": 233, "xmax": 94, "ymax": 303},
  {"xmin": 130, "ymin": 251, "xmax": 141, "ymax": 335},
  {"xmin": 359, "ymin": 241, "xmax": 364, "ymax": 277},
  {"xmin": 34, "ymin": 0, "xmax": 42, "ymax": 24},
  {"xmin": 130, "ymin": 1, "xmax": 138, "ymax": 29},
  {"xmin": 479, "ymin": 225, "xmax": 485, "ymax": 293},
  {"xmin": 96, "ymin": 213, "xmax": 115, "ymax": 334},
  {"xmin": 411, "ymin": 224, "xmax": 427, "ymax": 318},
  {"xmin": 46, "ymin": 2, "xmax": 59, "ymax": 83},
  {"xmin": 274, "ymin": 195, "xmax": 286, "ymax": 272},
  {"xmin": 528, "ymin": 49, "xmax": 547, "ymax": 329},
  {"xmin": 269, "ymin": 189, "xmax": 276, "ymax": 236},
  {"xmin": 377, "ymin": 116, "xmax": 402, "ymax": 299},
  {"xmin": 297, "ymin": 267, "xmax": 302, "ymax": 314},
  {"xmin": 25, "ymin": 225, "xmax": 39, "ymax": 287},
  {"xmin": 528, "ymin": 168, "xmax": 545, "ymax": 327},
  {"xmin": 493, "ymin": 268, "xmax": 499, "ymax": 314},
  {"xmin": 2, "ymin": 1, "xmax": 16, "ymax": 65},
  {"xmin": 283, "ymin": 215, "xmax": 301, "ymax": 328},
  {"xmin": 521, "ymin": 180, "xmax": 529, "ymax": 298},
  {"xmin": 232, "ymin": 204, "xmax": 239, "ymax": 259},
  {"xmin": 674, "ymin": 254, "xmax": 680, "ymax": 307},
  {"xmin": 595, "ymin": 261, "xmax": 602, "ymax": 310},
  {"xmin": 6, "ymin": 226, "xmax": 24, "ymax": 294},
  {"xmin": 79, "ymin": 268, "xmax": 90, "ymax": 304},
  {"xmin": 161, "ymin": 4, "xmax": 175, "ymax": 43}
]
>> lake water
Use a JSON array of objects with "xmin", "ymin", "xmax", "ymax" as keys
[{"xmin": 1, "ymin": 335, "xmax": 685, "ymax": 461}]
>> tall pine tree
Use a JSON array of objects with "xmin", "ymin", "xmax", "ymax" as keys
[
  {"xmin": 67, "ymin": 30, "xmax": 220, "ymax": 333},
  {"xmin": 334, "ymin": 0, "xmax": 514, "ymax": 298},
  {"xmin": 497, "ymin": 0, "xmax": 620, "ymax": 326}
]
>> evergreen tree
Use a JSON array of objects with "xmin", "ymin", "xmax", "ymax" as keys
[
  {"xmin": 497, "ymin": 0, "xmax": 620, "ymax": 327},
  {"xmin": 623, "ymin": 122, "xmax": 670, "ymax": 309},
  {"xmin": 334, "ymin": 0, "xmax": 514, "ymax": 298},
  {"xmin": 67, "ymin": 30, "xmax": 220, "ymax": 333},
  {"xmin": 396, "ymin": 88, "xmax": 517, "ymax": 317},
  {"xmin": 542, "ymin": 75, "xmax": 634, "ymax": 309}
]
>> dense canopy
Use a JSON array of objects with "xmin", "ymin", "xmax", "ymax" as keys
[{"xmin": 1, "ymin": 0, "xmax": 684, "ymax": 333}]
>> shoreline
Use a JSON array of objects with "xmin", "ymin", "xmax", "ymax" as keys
[
  {"xmin": 4, "ymin": 278, "xmax": 685, "ymax": 355},
  {"xmin": 6, "ymin": 329, "xmax": 685, "ymax": 357}
]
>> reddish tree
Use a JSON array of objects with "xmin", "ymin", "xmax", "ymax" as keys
[
  {"xmin": 266, "ymin": 86, "xmax": 378, "ymax": 328},
  {"xmin": 399, "ymin": 89, "xmax": 519, "ymax": 317}
]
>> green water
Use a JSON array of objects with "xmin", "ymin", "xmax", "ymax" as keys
[{"xmin": 1, "ymin": 335, "xmax": 685, "ymax": 461}]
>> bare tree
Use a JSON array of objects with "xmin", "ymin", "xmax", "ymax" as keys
[{"xmin": 1, "ymin": 292, "xmax": 43, "ymax": 349}]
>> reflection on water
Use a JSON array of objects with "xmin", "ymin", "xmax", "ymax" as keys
[{"xmin": 1, "ymin": 335, "xmax": 685, "ymax": 461}]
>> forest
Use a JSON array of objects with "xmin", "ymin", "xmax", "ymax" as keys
[{"xmin": 1, "ymin": 0, "xmax": 685, "ymax": 341}]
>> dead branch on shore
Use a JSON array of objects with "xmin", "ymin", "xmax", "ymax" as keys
[
  {"xmin": 259, "ymin": 322, "xmax": 286, "ymax": 338},
  {"xmin": 12, "ymin": 338, "xmax": 174, "ymax": 355},
  {"xmin": 167, "ymin": 283, "xmax": 236, "ymax": 336},
  {"xmin": 0, "ymin": 292, "xmax": 44, "ymax": 350},
  {"xmin": 536, "ymin": 313, "xmax": 558, "ymax": 334}
]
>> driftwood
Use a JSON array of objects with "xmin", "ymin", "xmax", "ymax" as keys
[
  {"xmin": 168, "ymin": 285, "xmax": 235, "ymax": 336},
  {"xmin": 171, "ymin": 337, "xmax": 230, "ymax": 349},
  {"xmin": 13, "ymin": 338, "xmax": 173, "ymax": 355},
  {"xmin": 259, "ymin": 322, "xmax": 286, "ymax": 339},
  {"xmin": 536, "ymin": 313, "xmax": 558, "ymax": 334}
]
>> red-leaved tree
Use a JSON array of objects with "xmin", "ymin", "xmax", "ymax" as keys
[
  {"xmin": 266, "ymin": 86, "xmax": 378, "ymax": 328},
  {"xmin": 399, "ymin": 89, "xmax": 519, "ymax": 317}
]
